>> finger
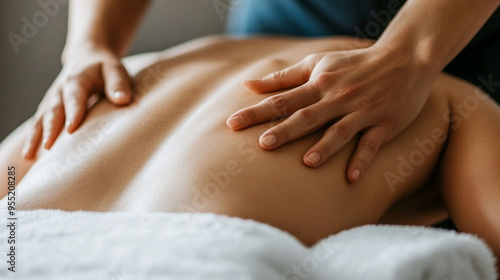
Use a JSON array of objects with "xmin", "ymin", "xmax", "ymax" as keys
[
  {"xmin": 62, "ymin": 82, "xmax": 89, "ymax": 133},
  {"xmin": 303, "ymin": 112, "xmax": 370, "ymax": 168},
  {"xmin": 226, "ymin": 83, "xmax": 319, "ymax": 130},
  {"xmin": 243, "ymin": 55, "xmax": 317, "ymax": 93},
  {"xmin": 347, "ymin": 127, "xmax": 387, "ymax": 183},
  {"xmin": 42, "ymin": 91, "xmax": 65, "ymax": 149},
  {"xmin": 22, "ymin": 118, "xmax": 43, "ymax": 160},
  {"xmin": 257, "ymin": 101, "xmax": 349, "ymax": 150},
  {"xmin": 102, "ymin": 61, "xmax": 133, "ymax": 105}
]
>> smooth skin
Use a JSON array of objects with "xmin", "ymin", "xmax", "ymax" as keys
[
  {"xmin": 24, "ymin": 0, "xmax": 500, "ymax": 185},
  {"xmin": 1, "ymin": 36, "xmax": 499, "ymax": 270}
]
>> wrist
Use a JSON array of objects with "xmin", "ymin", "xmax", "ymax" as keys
[
  {"xmin": 61, "ymin": 41, "xmax": 117, "ymax": 65},
  {"xmin": 371, "ymin": 38, "xmax": 442, "ymax": 78}
]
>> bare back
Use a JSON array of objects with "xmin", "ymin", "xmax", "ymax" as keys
[{"xmin": 0, "ymin": 36, "xmax": 460, "ymax": 244}]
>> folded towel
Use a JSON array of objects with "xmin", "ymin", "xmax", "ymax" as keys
[
  {"xmin": 0, "ymin": 210, "xmax": 496, "ymax": 280},
  {"xmin": 311, "ymin": 225, "xmax": 497, "ymax": 280}
]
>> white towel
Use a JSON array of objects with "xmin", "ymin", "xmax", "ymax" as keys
[
  {"xmin": 0, "ymin": 210, "xmax": 496, "ymax": 280},
  {"xmin": 311, "ymin": 225, "xmax": 497, "ymax": 280}
]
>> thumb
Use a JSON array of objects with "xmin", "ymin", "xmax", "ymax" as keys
[
  {"xmin": 243, "ymin": 56, "xmax": 315, "ymax": 93},
  {"xmin": 103, "ymin": 60, "xmax": 133, "ymax": 105}
]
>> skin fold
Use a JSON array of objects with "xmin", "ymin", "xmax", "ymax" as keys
[{"xmin": 1, "ymin": 37, "xmax": 499, "ymax": 268}]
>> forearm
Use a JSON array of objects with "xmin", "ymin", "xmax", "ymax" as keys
[
  {"xmin": 374, "ymin": 0, "xmax": 500, "ymax": 74},
  {"xmin": 62, "ymin": 0, "xmax": 151, "ymax": 62}
]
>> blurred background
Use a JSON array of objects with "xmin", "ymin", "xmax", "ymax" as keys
[{"xmin": 0, "ymin": 0, "xmax": 229, "ymax": 142}]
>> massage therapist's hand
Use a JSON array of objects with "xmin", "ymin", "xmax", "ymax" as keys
[
  {"xmin": 226, "ymin": 45, "xmax": 437, "ymax": 183},
  {"xmin": 22, "ymin": 47, "xmax": 133, "ymax": 160}
]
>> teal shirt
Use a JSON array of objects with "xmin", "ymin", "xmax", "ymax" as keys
[{"xmin": 227, "ymin": 0, "xmax": 500, "ymax": 101}]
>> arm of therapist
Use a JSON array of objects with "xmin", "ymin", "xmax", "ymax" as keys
[
  {"xmin": 23, "ymin": 0, "xmax": 151, "ymax": 160},
  {"xmin": 226, "ymin": 0, "xmax": 500, "ymax": 183}
]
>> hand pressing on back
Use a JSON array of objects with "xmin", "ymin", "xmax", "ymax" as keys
[
  {"xmin": 227, "ymin": 45, "xmax": 437, "ymax": 183},
  {"xmin": 22, "ymin": 47, "xmax": 133, "ymax": 160}
]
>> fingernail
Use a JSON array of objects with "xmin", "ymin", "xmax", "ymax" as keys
[
  {"xmin": 42, "ymin": 137, "xmax": 48, "ymax": 149},
  {"xmin": 113, "ymin": 90, "xmax": 126, "ymax": 100},
  {"xmin": 22, "ymin": 145, "xmax": 29, "ymax": 158},
  {"xmin": 261, "ymin": 134, "xmax": 277, "ymax": 148},
  {"xmin": 227, "ymin": 116, "xmax": 242, "ymax": 128},
  {"xmin": 351, "ymin": 169, "xmax": 360, "ymax": 182},
  {"xmin": 306, "ymin": 152, "xmax": 321, "ymax": 166}
]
